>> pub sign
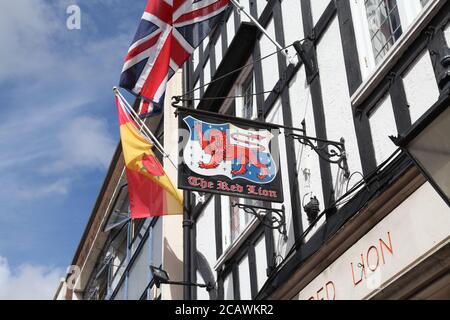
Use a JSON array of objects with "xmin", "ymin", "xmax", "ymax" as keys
[{"xmin": 178, "ymin": 109, "xmax": 284, "ymax": 203}]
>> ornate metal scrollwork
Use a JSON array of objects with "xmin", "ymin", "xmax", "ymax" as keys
[
  {"xmin": 231, "ymin": 202, "xmax": 287, "ymax": 240},
  {"xmin": 287, "ymin": 133, "xmax": 351, "ymax": 178}
]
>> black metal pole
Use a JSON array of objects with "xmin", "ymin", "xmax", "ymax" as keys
[
  {"xmin": 183, "ymin": 192, "xmax": 192, "ymax": 300},
  {"xmin": 182, "ymin": 56, "xmax": 193, "ymax": 301}
]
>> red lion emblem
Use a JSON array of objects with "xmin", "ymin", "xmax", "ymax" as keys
[
  {"xmin": 142, "ymin": 154, "xmax": 164, "ymax": 176},
  {"xmin": 194, "ymin": 123, "xmax": 268, "ymax": 180}
]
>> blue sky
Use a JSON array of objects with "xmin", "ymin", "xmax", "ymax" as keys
[{"xmin": 0, "ymin": 0, "xmax": 144, "ymax": 299}]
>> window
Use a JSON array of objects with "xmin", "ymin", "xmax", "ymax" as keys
[
  {"xmin": 229, "ymin": 73, "xmax": 259, "ymax": 243},
  {"xmin": 242, "ymin": 75, "xmax": 254, "ymax": 120},
  {"xmin": 355, "ymin": 0, "xmax": 435, "ymax": 74},
  {"xmin": 226, "ymin": 71, "xmax": 264, "ymax": 244},
  {"xmin": 103, "ymin": 185, "xmax": 129, "ymax": 232},
  {"xmin": 218, "ymin": 69, "xmax": 266, "ymax": 249},
  {"xmin": 132, "ymin": 218, "xmax": 145, "ymax": 239},
  {"xmin": 365, "ymin": 0, "xmax": 403, "ymax": 64},
  {"xmin": 229, "ymin": 197, "xmax": 252, "ymax": 243},
  {"xmin": 241, "ymin": 73, "xmax": 262, "ymax": 210},
  {"xmin": 109, "ymin": 227, "xmax": 128, "ymax": 279}
]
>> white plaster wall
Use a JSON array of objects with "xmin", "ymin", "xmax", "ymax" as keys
[
  {"xmin": 196, "ymin": 270, "xmax": 210, "ymax": 300},
  {"xmin": 260, "ymin": 18, "xmax": 280, "ymax": 99},
  {"xmin": 191, "ymin": 191, "xmax": 203, "ymax": 207},
  {"xmin": 238, "ymin": 255, "xmax": 252, "ymax": 299},
  {"xmin": 369, "ymin": 94, "xmax": 398, "ymax": 165},
  {"xmin": 402, "ymin": 50, "xmax": 440, "ymax": 124},
  {"xmin": 311, "ymin": 0, "xmax": 330, "ymax": 25},
  {"xmin": 445, "ymin": 22, "xmax": 450, "ymax": 45},
  {"xmin": 265, "ymin": 99, "xmax": 294, "ymax": 258},
  {"xmin": 224, "ymin": 272, "xmax": 234, "ymax": 300},
  {"xmin": 194, "ymin": 79, "xmax": 200, "ymax": 108},
  {"xmin": 204, "ymin": 58, "xmax": 211, "ymax": 92},
  {"xmin": 288, "ymin": 67, "xmax": 326, "ymax": 242},
  {"xmin": 254, "ymin": 234, "xmax": 268, "ymax": 291},
  {"xmin": 238, "ymin": 0, "xmax": 252, "ymax": 23},
  {"xmin": 195, "ymin": 199, "xmax": 217, "ymax": 281},
  {"xmin": 150, "ymin": 219, "xmax": 162, "ymax": 270},
  {"xmin": 221, "ymin": 195, "xmax": 232, "ymax": 250},
  {"xmin": 237, "ymin": 0, "xmax": 265, "ymax": 22},
  {"xmin": 127, "ymin": 237, "xmax": 149, "ymax": 300},
  {"xmin": 162, "ymin": 71, "xmax": 184, "ymax": 300},
  {"xmin": 164, "ymin": 70, "xmax": 183, "ymax": 180},
  {"xmin": 256, "ymin": 0, "xmax": 265, "ymax": 17},
  {"xmin": 204, "ymin": 35, "xmax": 210, "ymax": 50},
  {"xmin": 281, "ymin": 0, "xmax": 305, "ymax": 47},
  {"xmin": 397, "ymin": 0, "xmax": 424, "ymax": 31},
  {"xmin": 114, "ymin": 282, "xmax": 126, "ymax": 300},
  {"xmin": 162, "ymin": 216, "xmax": 184, "ymax": 300},
  {"xmin": 226, "ymin": 11, "xmax": 236, "ymax": 47},
  {"xmin": 316, "ymin": 18, "xmax": 363, "ymax": 195},
  {"xmin": 193, "ymin": 47, "xmax": 200, "ymax": 72},
  {"xmin": 215, "ymin": 34, "xmax": 223, "ymax": 67}
]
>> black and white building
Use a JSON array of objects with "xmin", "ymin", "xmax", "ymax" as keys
[
  {"xmin": 56, "ymin": 0, "xmax": 450, "ymax": 301},
  {"xmin": 181, "ymin": 0, "xmax": 450, "ymax": 300}
]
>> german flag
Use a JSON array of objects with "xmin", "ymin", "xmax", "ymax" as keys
[{"xmin": 116, "ymin": 96, "xmax": 183, "ymax": 218}]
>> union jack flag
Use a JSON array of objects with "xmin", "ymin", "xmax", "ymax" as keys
[
  {"xmin": 120, "ymin": 0, "xmax": 230, "ymax": 115},
  {"xmin": 138, "ymin": 98, "xmax": 160, "ymax": 118}
]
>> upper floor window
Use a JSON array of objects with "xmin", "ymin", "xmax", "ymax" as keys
[
  {"xmin": 228, "ymin": 72, "xmax": 264, "ymax": 244},
  {"xmin": 353, "ymin": 0, "xmax": 435, "ymax": 79},
  {"xmin": 230, "ymin": 197, "xmax": 252, "ymax": 243},
  {"xmin": 242, "ymin": 74, "xmax": 254, "ymax": 120},
  {"xmin": 365, "ymin": 0, "xmax": 403, "ymax": 64},
  {"xmin": 218, "ymin": 70, "xmax": 263, "ymax": 247}
]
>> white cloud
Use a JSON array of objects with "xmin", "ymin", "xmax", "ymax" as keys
[
  {"xmin": 0, "ymin": 98, "xmax": 91, "ymax": 170},
  {"xmin": 0, "ymin": 112, "xmax": 115, "ymax": 201},
  {"xmin": 14, "ymin": 179, "xmax": 69, "ymax": 200},
  {"xmin": 48, "ymin": 116, "xmax": 116, "ymax": 172},
  {"xmin": 0, "ymin": 99, "xmax": 113, "ymax": 201},
  {"xmin": 0, "ymin": 0, "xmax": 128, "ymax": 201},
  {"xmin": 0, "ymin": 0, "xmax": 58, "ymax": 80},
  {"xmin": 0, "ymin": 0, "xmax": 138, "ymax": 284},
  {"xmin": 0, "ymin": 256, "xmax": 63, "ymax": 300}
]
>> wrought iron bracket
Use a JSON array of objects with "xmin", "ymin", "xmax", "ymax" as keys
[
  {"xmin": 293, "ymin": 39, "xmax": 318, "ymax": 83},
  {"xmin": 231, "ymin": 202, "xmax": 287, "ymax": 240},
  {"xmin": 287, "ymin": 133, "xmax": 351, "ymax": 178}
]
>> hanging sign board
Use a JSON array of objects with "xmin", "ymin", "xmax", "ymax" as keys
[{"xmin": 177, "ymin": 109, "xmax": 284, "ymax": 203}]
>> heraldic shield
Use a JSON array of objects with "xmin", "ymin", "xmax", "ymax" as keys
[{"xmin": 178, "ymin": 112, "xmax": 284, "ymax": 203}]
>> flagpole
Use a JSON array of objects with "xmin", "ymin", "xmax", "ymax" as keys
[
  {"xmin": 116, "ymin": 92, "xmax": 167, "ymax": 158},
  {"xmin": 229, "ymin": 0, "xmax": 296, "ymax": 65},
  {"xmin": 125, "ymin": 102, "xmax": 169, "ymax": 164},
  {"xmin": 123, "ymin": 95, "xmax": 179, "ymax": 171},
  {"xmin": 113, "ymin": 87, "xmax": 178, "ymax": 170},
  {"xmin": 116, "ymin": 93, "xmax": 163, "ymax": 151}
]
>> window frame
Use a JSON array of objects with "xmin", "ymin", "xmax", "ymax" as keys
[
  {"xmin": 350, "ymin": 0, "xmax": 445, "ymax": 107},
  {"xmin": 352, "ymin": 0, "xmax": 432, "ymax": 78},
  {"xmin": 216, "ymin": 62, "xmax": 262, "ymax": 252},
  {"xmin": 364, "ymin": 0, "xmax": 404, "ymax": 64}
]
